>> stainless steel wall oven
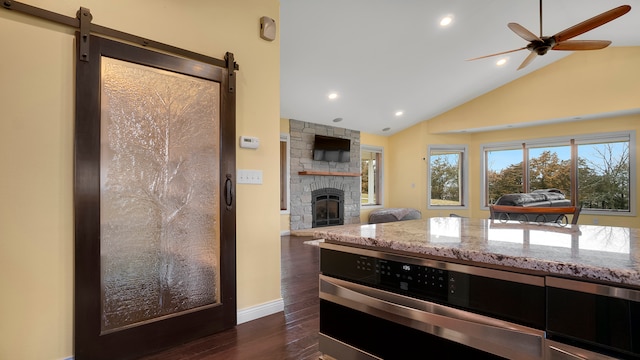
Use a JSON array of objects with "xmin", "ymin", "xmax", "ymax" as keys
[
  {"xmin": 319, "ymin": 243, "xmax": 547, "ymax": 359},
  {"xmin": 546, "ymin": 277, "xmax": 640, "ymax": 359}
]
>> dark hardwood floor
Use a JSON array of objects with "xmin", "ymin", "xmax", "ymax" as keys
[{"xmin": 141, "ymin": 235, "xmax": 322, "ymax": 360}]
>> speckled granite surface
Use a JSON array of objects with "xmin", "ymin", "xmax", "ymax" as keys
[{"xmin": 313, "ymin": 217, "xmax": 640, "ymax": 287}]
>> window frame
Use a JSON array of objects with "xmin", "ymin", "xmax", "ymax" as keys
[
  {"xmin": 427, "ymin": 144, "xmax": 469, "ymax": 210},
  {"xmin": 280, "ymin": 133, "xmax": 290, "ymax": 214},
  {"xmin": 480, "ymin": 131, "xmax": 636, "ymax": 216},
  {"xmin": 361, "ymin": 145, "xmax": 384, "ymax": 207}
]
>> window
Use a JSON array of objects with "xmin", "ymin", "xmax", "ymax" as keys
[
  {"xmin": 486, "ymin": 147, "xmax": 523, "ymax": 204},
  {"xmin": 428, "ymin": 145, "xmax": 468, "ymax": 208},
  {"xmin": 482, "ymin": 131, "xmax": 635, "ymax": 215},
  {"xmin": 486, "ymin": 144, "xmax": 572, "ymax": 204},
  {"xmin": 280, "ymin": 134, "xmax": 290, "ymax": 212},
  {"xmin": 577, "ymin": 139, "xmax": 631, "ymax": 211},
  {"xmin": 361, "ymin": 146, "xmax": 383, "ymax": 205}
]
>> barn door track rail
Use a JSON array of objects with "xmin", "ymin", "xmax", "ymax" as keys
[{"xmin": 2, "ymin": 0, "xmax": 238, "ymax": 92}]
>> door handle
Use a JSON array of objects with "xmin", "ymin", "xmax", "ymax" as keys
[{"xmin": 224, "ymin": 174, "xmax": 233, "ymax": 210}]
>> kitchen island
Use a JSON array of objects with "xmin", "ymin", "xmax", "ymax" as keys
[
  {"xmin": 314, "ymin": 217, "xmax": 640, "ymax": 287},
  {"xmin": 315, "ymin": 217, "xmax": 640, "ymax": 359}
]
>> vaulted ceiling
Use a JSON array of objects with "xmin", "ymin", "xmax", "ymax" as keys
[{"xmin": 280, "ymin": 0, "xmax": 640, "ymax": 135}]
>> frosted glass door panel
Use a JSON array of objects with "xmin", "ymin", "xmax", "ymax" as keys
[{"xmin": 99, "ymin": 57, "xmax": 221, "ymax": 333}]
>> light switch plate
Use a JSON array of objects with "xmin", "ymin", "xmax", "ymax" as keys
[{"xmin": 237, "ymin": 169, "xmax": 263, "ymax": 184}]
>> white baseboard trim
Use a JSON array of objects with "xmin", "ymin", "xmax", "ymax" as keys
[
  {"xmin": 237, "ymin": 298, "xmax": 284, "ymax": 324},
  {"xmin": 280, "ymin": 230, "xmax": 291, "ymax": 236}
]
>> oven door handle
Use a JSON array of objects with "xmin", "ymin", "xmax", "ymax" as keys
[{"xmin": 320, "ymin": 274, "xmax": 545, "ymax": 360}]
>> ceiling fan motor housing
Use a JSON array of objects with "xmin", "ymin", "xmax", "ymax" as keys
[{"xmin": 527, "ymin": 37, "xmax": 556, "ymax": 55}]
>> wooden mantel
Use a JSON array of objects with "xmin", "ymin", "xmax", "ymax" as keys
[{"xmin": 298, "ymin": 170, "xmax": 360, "ymax": 177}]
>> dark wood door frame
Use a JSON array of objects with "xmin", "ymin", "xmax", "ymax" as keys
[{"xmin": 74, "ymin": 34, "xmax": 236, "ymax": 360}]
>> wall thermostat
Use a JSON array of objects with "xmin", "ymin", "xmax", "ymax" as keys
[{"xmin": 239, "ymin": 136, "xmax": 260, "ymax": 149}]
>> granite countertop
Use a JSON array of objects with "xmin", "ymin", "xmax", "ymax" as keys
[{"xmin": 313, "ymin": 217, "xmax": 640, "ymax": 288}]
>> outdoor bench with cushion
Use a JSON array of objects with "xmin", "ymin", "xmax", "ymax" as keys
[{"xmin": 490, "ymin": 189, "xmax": 581, "ymax": 225}]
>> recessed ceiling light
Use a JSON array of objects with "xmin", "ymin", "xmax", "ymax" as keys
[
  {"xmin": 395, "ymin": 111, "xmax": 403, "ymax": 116},
  {"xmin": 332, "ymin": 117, "xmax": 343, "ymax": 123},
  {"xmin": 328, "ymin": 93, "xmax": 338, "ymax": 100},
  {"xmin": 440, "ymin": 15, "xmax": 453, "ymax": 27},
  {"xmin": 496, "ymin": 58, "xmax": 508, "ymax": 66},
  {"xmin": 382, "ymin": 127, "xmax": 391, "ymax": 132}
]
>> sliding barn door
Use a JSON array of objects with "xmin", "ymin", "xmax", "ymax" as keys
[{"xmin": 74, "ymin": 35, "xmax": 236, "ymax": 360}]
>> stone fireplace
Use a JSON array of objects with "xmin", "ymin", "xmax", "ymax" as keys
[
  {"xmin": 289, "ymin": 120, "xmax": 360, "ymax": 230},
  {"xmin": 312, "ymin": 187, "xmax": 344, "ymax": 228}
]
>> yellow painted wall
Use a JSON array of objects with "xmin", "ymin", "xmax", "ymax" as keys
[
  {"xmin": 280, "ymin": 118, "xmax": 290, "ymax": 133},
  {"xmin": 280, "ymin": 213, "xmax": 291, "ymax": 234},
  {"xmin": 0, "ymin": 1, "xmax": 280, "ymax": 359},
  {"xmin": 427, "ymin": 47, "xmax": 640, "ymax": 134},
  {"xmin": 387, "ymin": 122, "xmax": 428, "ymax": 211},
  {"xmin": 388, "ymin": 47, "xmax": 640, "ymax": 227}
]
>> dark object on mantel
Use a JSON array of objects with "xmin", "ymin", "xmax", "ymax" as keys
[
  {"xmin": 313, "ymin": 135, "xmax": 350, "ymax": 162},
  {"xmin": 368, "ymin": 208, "xmax": 422, "ymax": 224},
  {"xmin": 491, "ymin": 189, "xmax": 580, "ymax": 224}
]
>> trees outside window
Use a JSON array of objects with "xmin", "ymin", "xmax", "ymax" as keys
[
  {"xmin": 528, "ymin": 146, "xmax": 571, "ymax": 196},
  {"xmin": 578, "ymin": 142, "xmax": 630, "ymax": 211},
  {"xmin": 487, "ymin": 148, "xmax": 523, "ymax": 204}
]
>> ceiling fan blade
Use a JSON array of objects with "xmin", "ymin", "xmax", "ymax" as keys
[
  {"xmin": 508, "ymin": 23, "xmax": 541, "ymax": 42},
  {"xmin": 553, "ymin": 5, "xmax": 631, "ymax": 43},
  {"xmin": 466, "ymin": 47, "xmax": 527, "ymax": 61},
  {"xmin": 552, "ymin": 40, "xmax": 612, "ymax": 51},
  {"xmin": 517, "ymin": 51, "xmax": 538, "ymax": 70}
]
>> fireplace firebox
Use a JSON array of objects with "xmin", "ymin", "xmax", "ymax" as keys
[{"xmin": 312, "ymin": 188, "xmax": 344, "ymax": 228}]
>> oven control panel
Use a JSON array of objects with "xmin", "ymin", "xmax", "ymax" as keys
[
  {"xmin": 377, "ymin": 259, "xmax": 457, "ymax": 301},
  {"xmin": 320, "ymin": 248, "xmax": 469, "ymax": 304}
]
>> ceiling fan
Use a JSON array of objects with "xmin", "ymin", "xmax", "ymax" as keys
[{"xmin": 468, "ymin": 1, "xmax": 631, "ymax": 70}]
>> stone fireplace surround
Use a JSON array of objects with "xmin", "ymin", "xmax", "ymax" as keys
[
  {"xmin": 289, "ymin": 120, "xmax": 361, "ymax": 230},
  {"xmin": 311, "ymin": 187, "xmax": 344, "ymax": 228}
]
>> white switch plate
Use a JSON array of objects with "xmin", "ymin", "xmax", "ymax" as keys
[{"xmin": 237, "ymin": 169, "xmax": 263, "ymax": 184}]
